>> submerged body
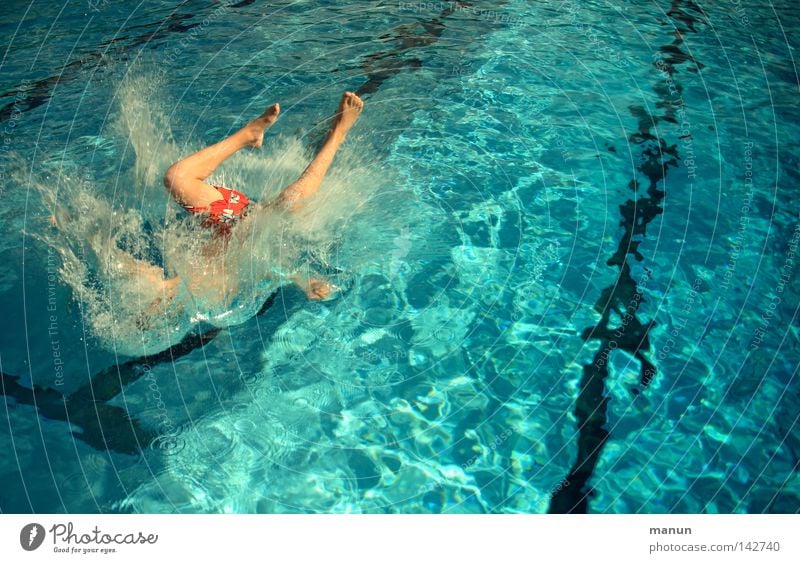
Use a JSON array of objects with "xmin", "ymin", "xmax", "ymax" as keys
[{"xmin": 115, "ymin": 91, "xmax": 365, "ymax": 325}]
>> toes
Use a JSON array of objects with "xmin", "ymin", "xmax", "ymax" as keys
[
  {"xmin": 341, "ymin": 92, "xmax": 363, "ymax": 110},
  {"xmin": 260, "ymin": 103, "xmax": 280, "ymax": 122},
  {"xmin": 308, "ymin": 288, "xmax": 328, "ymax": 300}
]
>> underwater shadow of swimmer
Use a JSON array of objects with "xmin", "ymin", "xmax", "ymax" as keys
[{"xmin": 0, "ymin": 290, "xmax": 280, "ymax": 456}]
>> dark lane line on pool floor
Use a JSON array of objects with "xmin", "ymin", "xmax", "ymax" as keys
[
  {"xmin": 0, "ymin": 290, "xmax": 282, "ymax": 457},
  {"xmin": 354, "ymin": 1, "xmax": 461, "ymax": 98},
  {"xmin": 548, "ymin": 0, "xmax": 707, "ymax": 514},
  {"xmin": 0, "ymin": 0, "xmax": 497, "ymax": 123},
  {"xmin": 0, "ymin": 327, "xmax": 221, "ymax": 456},
  {"xmin": 306, "ymin": 1, "xmax": 510, "ymax": 151},
  {"xmin": 0, "ymin": 4, "xmax": 207, "ymax": 122}
]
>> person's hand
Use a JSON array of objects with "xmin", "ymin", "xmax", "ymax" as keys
[
  {"xmin": 305, "ymin": 278, "xmax": 340, "ymax": 300},
  {"xmin": 289, "ymin": 274, "xmax": 340, "ymax": 301}
]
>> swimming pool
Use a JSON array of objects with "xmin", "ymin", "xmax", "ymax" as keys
[{"xmin": 1, "ymin": 0, "xmax": 798, "ymax": 513}]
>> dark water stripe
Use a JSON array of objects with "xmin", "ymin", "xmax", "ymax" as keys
[
  {"xmin": 306, "ymin": 1, "xmax": 504, "ymax": 153},
  {"xmin": 354, "ymin": 1, "xmax": 462, "ymax": 98},
  {"xmin": 0, "ymin": 290, "xmax": 277, "ymax": 456},
  {"xmin": 354, "ymin": 0, "xmax": 514, "ymax": 99},
  {"xmin": 0, "ymin": 328, "xmax": 219, "ymax": 456},
  {"xmin": 0, "ymin": 0, "xmax": 495, "ymax": 123},
  {"xmin": 0, "ymin": 3, "xmax": 225, "ymax": 122},
  {"xmin": 548, "ymin": 0, "xmax": 707, "ymax": 514}
]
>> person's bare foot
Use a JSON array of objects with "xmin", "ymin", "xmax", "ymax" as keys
[
  {"xmin": 329, "ymin": 92, "xmax": 363, "ymax": 142},
  {"xmin": 246, "ymin": 103, "xmax": 280, "ymax": 148}
]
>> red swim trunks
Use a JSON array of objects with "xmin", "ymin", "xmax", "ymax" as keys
[{"xmin": 183, "ymin": 185, "xmax": 250, "ymax": 233}]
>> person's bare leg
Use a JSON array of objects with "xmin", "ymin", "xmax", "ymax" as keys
[
  {"xmin": 164, "ymin": 103, "xmax": 280, "ymax": 209},
  {"xmin": 262, "ymin": 92, "xmax": 362, "ymax": 300},
  {"xmin": 273, "ymin": 92, "xmax": 363, "ymax": 211}
]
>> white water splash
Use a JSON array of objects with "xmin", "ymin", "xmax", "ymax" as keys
[{"xmin": 20, "ymin": 70, "xmax": 405, "ymax": 356}]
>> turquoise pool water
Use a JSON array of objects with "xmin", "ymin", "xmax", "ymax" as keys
[{"xmin": 1, "ymin": 0, "xmax": 798, "ymax": 513}]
